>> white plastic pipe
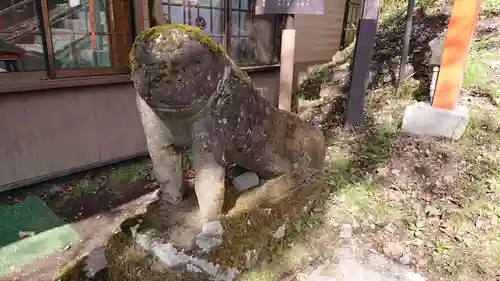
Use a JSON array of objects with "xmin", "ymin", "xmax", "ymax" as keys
[{"xmin": 430, "ymin": 66, "xmax": 440, "ymax": 102}]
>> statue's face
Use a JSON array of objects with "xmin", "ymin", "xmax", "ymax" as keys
[{"xmin": 132, "ymin": 27, "xmax": 228, "ymax": 112}]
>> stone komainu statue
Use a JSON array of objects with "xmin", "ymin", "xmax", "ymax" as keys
[{"xmin": 129, "ymin": 24, "xmax": 326, "ymax": 224}]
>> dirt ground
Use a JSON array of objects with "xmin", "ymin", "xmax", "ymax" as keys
[{"xmin": 0, "ymin": 158, "xmax": 159, "ymax": 281}]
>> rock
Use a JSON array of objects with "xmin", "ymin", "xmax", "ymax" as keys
[
  {"xmin": 340, "ymin": 224, "xmax": 353, "ymax": 238},
  {"xmin": 244, "ymin": 249, "xmax": 259, "ymax": 268},
  {"xmin": 490, "ymin": 61, "xmax": 500, "ymax": 69},
  {"xmin": 491, "ymin": 215, "xmax": 498, "ymax": 226},
  {"xmin": 134, "ymin": 231, "xmax": 239, "ymax": 280},
  {"xmin": 334, "ymin": 245, "xmax": 426, "ymax": 281},
  {"xmin": 307, "ymin": 265, "xmax": 339, "ymax": 281},
  {"xmin": 196, "ymin": 221, "xmax": 224, "ymax": 251},
  {"xmin": 399, "ymin": 253, "xmax": 412, "ymax": 265},
  {"xmin": 384, "ymin": 242, "xmax": 405, "ymax": 259},
  {"xmin": 48, "ymin": 185, "xmax": 64, "ymax": 196},
  {"xmin": 202, "ymin": 221, "xmax": 224, "ymax": 236},
  {"xmin": 273, "ymin": 224, "xmax": 287, "ymax": 239},
  {"xmin": 232, "ymin": 172, "xmax": 260, "ymax": 192},
  {"xmin": 83, "ymin": 247, "xmax": 108, "ymax": 278},
  {"xmin": 194, "ymin": 237, "xmax": 221, "ymax": 251}
]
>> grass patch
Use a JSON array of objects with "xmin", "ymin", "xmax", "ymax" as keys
[
  {"xmin": 463, "ymin": 49, "xmax": 499, "ymax": 100},
  {"xmin": 67, "ymin": 179, "xmax": 100, "ymax": 198},
  {"xmin": 107, "ymin": 161, "xmax": 152, "ymax": 186},
  {"xmin": 482, "ymin": 0, "xmax": 500, "ymax": 14}
]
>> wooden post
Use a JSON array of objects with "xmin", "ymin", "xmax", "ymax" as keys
[
  {"xmin": 255, "ymin": 0, "xmax": 324, "ymax": 111},
  {"xmin": 431, "ymin": 0, "xmax": 481, "ymax": 110},
  {"xmin": 345, "ymin": 0, "xmax": 380, "ymax": 128},
  {"xmin": 278, "ymin": 15, "xmax": 296, "ymax": 111}
]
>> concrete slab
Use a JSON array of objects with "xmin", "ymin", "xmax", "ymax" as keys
[
  {"xmin": 401, "ymin": 102, "xmax": 469, "ymax": 140},
  {"xmin": 306, "ymin": 245, "xmax": 426, "ymax": 281}
]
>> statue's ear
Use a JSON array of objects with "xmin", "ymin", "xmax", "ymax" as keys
[{"xmin": 150, "ymin": 0, "xmax": 167, "ymax": 26}]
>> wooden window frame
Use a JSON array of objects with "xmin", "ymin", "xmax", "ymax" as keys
[
  {"xmin": 0, "ymin": 0, "xmax": 134, "ymax": 93},
  {"xmin": 155, "ymin": 0, "xmax": 283, "ymax": 69}
]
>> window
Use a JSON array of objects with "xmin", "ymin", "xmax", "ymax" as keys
[
  {"xmin": 153, "ymin": 0, "xmax": 282, "ymax": 67},
  {"xmin": 0, "ymin": 0, "xmax": 133, "ymax": 87}
]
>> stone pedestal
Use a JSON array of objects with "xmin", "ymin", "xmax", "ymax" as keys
[{"xmin": 401, "ymin": 102, "xmax": 469, "ymax": 140}]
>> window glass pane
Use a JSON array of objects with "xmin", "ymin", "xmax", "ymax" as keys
[
  {"xmin": 95, "ymin": 34, "xmax": 111, "ymax": 67},
  {"xmin": 48, "ymin": 0, "xmax": 112, "ymax": 69},
  {"xmin": 212, "ymin": 9, "xmax": 223, "ymax": 36},
  {"xmin": 240, "ymin": 0, "xmax": 249, "ymax": 10},
  {"xmin": 0, "ymin": 0, "xmax": 47, "ymax": 72},
  {"xmin": 211, "ymin": 0, "xmax": 223, "ymax": 8},
  {"xmin": 231, "ymin": 15, "xmax": 279, "ymax": 67},
  {"xmin": 231, "ymin": 11, "xmax": 239, "ymax": 35},
  {"xmin": 161, "ymin": 2, "xmax": 224, "ymax": 37},
  {"xmin": 231, "ymin": 0, "xmax": 239, "ymax": 9},
  {"xmin": 231, "ymin": 37, "xmax": 255, "ymax": 65},
  {"xmin": 188, "ymin": 7, "xmax": 197, "ymax": 25},
  {"xmin": 170, "ymin": 6, "xmax": 185, "ymax": 24},
  {"xmin": 240, "ymin": 12, "xmax": 250, "ymax": 36},
  {"xmin": 198, "ymin": 8, "xmax": 211, "ymax": 34}
]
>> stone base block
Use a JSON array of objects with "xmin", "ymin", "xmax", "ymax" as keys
[{"xmin": 401, "ymin": 102, "xmax": 469, "ymax": 140}]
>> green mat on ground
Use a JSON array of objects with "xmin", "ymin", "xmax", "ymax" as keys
[{"xmin": 0, "ymin": 195, "xmax": 80, "ymax": 277}]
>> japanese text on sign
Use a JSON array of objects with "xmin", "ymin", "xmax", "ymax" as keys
[{"xmin": 255, "ymin": 0, "xmax": 324, "ymax": 15}]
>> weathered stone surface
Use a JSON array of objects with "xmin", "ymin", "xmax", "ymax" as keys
[
  {"xmin": 196, "ymin": 221, "xmax": 224, "ymax": 251},
  {"xmin": 401, "ymin": 102, "xmax": 469, "ymax": 140},
  {"xmin": 130, "ymin": 24, "xmax": 326, "ymax": 224},
  {"xmin": 273, "ymin": 224, "xmax": 287, "ymax": 239},
  {"xmin": 340, "ymin": 224, "xmax": 352, "ymax": 238},
  {"xmin": 232, "ymin": 171, "xmax": 260, "ymax": 191},
  {"xmin": 83, "ymin": 247, "xmax": 107, "ymax": 278}
]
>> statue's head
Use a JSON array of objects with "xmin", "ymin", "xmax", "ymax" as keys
[{"xmin": 129, "ymin": 24, "xmax": 229, "ymax": 113}]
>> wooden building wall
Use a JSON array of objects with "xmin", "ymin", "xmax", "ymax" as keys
[
  {"xmin": 295, "ymin": 0, "xmax": 347, "ymax": 63},
  {"xmin": 0, "ymin": 73, "xmax": 279, "ymax": 191},
  {"xmin": 0, "ymin": 0, "xmax": 347, "ymax": 191}
]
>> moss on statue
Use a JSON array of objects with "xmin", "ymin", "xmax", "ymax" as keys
[
  {"xmin": 129, "ymin": 24, "xmax": 226, "ymax": 73},
  {"xmin": 195, "ymin": 178, "xmax": 325, "ymax": 273},
  {"xmin": 54, "ymin": 176, "xmax": 324, "ymax": 281},
  {"xmin": 105, "ymin": 232, "xmax": 168, "ymax": 281}
]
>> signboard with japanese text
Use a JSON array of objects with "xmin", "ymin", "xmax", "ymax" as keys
[{"xmin": 255, "ymin": 0, "xmax": 324, "ymax": 15}]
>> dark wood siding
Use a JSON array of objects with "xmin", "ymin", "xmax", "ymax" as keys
[{"xmin": 0, "ymin": 71, "xmax": 279, "ymax": 191}]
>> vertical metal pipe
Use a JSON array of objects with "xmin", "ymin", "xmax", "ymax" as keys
[
  {"xmin": 344, "ymin": 0, "xmax": 380, "ymax": 128},
  {"xmin": 396, "ymin": 0, "xmax": 415, "ymax": 91}
]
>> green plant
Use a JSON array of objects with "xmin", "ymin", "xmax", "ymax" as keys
[{"xmin": 482, "ymin": 0, "xmax": 500, "ymax": 14}]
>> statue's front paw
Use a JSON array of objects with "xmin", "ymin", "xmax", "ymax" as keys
[{"xmin": 195, "ymin": 221, "xmax": 224, "ymax": 252}]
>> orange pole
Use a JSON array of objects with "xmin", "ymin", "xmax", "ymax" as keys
[
  {"xmin": 88, "ymin": 0, "xmax": 99, "ymax": 65},
  {"xmin": 431, "ymin": 0, "xmax": 481, "ymax": 110}
]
